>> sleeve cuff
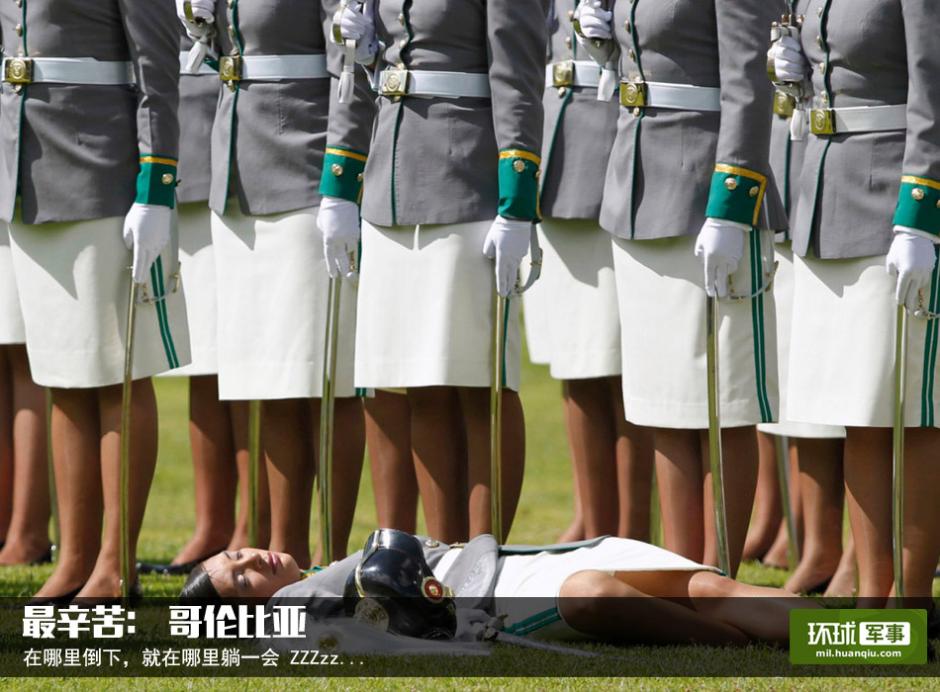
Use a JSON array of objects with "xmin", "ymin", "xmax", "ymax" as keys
[
  {"xmin": 705, "ymin": 164, "xmax": 767, "ymax": 228},
  {"xmin": 319, "ymin": 147, "xmax": 368, "ymax": 204},
  {"xmin": 893, "ymin": 176, "xmax": 940, "ymax": 237},
  {"xmin": 135, "ymin": 156, "xmax": 178, "ymax": 208},
  {"xmin": 498, "ymin": 149, "xmax": 541, "ymax": 221}
]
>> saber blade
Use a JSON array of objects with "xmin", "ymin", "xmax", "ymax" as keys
[
  {"xmin": 119, "ymin": 277, "xmax": 139, "ymax": 600},
  {"xmin": 490, "ymin": 293, "xmax": 506, "ymax": 542},
  {"xmin": 706, "ymin": 295, "xmax": 731, "ymax": 577},
  {"xmin": 318, "ymin": 277, "xmax": 343, "ymax": 565},
  {"xmin": 892, "ymin": 305, "xmax": 907, "ymax": 600}
]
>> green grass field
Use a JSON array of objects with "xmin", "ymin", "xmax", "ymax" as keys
[{"xmin": 0, "ymin": 357, "xmax": 936, "ymax": 688}]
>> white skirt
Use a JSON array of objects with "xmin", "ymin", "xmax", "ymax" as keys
[
  {"xmin": 435, "ymin": 537, "xmax": 715, "ymax": 640},
  {"xmin": 211, "ymin": 206, "xmax": 357, "ymax": 400},
  {"xmin": 521, "ymin": 254, "xmax": 551, "ymax": 366},
  {"xmin": 0, "ymin": 225, "xmax": 25, "ymax": 344},
  {"xmin": 355, "ymin": 220, "xmax": 521, "ymax": 390},
  {"xmin": 788, "ymin": 252, "xmax": 940, "ymax": 428},
  {"xmin": 163, "ymin": 203, "xmax": 217, "ymax": 376},
  {"xmin": 8, "ymin": 214, "xmax": 191, "ymax": 388},
  {"xmin": 522, "ymin": 219, "xmax": 621, "ymax": 380},
  {"xmin": 612, "ymin": 231, "xmax": 779, "ymax": 429},
  {"xmin": 757, "ymin": 243, "xmax": 845, "ymax": 439}
]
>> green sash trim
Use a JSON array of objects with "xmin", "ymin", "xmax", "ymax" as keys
[
  {"xmin": 135, "ymin": 157, "xmax": 178, "ymax": 209},
  {"xmin": 893, "ymin": 177, "xmax": 940, "ymax": 236},
  {"xmin": 504, "ymin": 607, "xmax": 562, "ymax": 636},
  {"xmin": 149, "ymin": 256, "xmax": 180, "ymax": 370},
  {"xmin": 920, "ymin": 248, "xmax": 940, "ymax": 427},
  {"xmin": 749, "ymin": 232, "xmax": 773, "ymax": 423}
]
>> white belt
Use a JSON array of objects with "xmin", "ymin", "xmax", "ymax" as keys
[
  {"xmin": 619, "ymin": 80, "xmax": 721, "ymax": 112},
  {"xmin": 376, "ymin": 69, "xmax": 490, "ymax": 99},
  {"xmin": 179, "ymin": 51, "xmax": 217, "ymax": 76},
  {"xmin": 544, "ymin": 60, "xmax": 603, "ymax": 89},
  {"xmin": 809, "ymin": 104, "xmax": 907, "ymax": 136},
  {"xmin": 1, "ymin": 57, "xmax": 135, "ymax": 85},
  {"xmin": 219, "ymin": 54, "xmax": 329, "ymax": 82}
]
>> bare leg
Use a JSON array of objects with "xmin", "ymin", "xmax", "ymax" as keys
[
  {"xmin": 742, "ymin": 431, "xmax": 782, "ymax": 561},
  {"xmin": 311, "ymin": 397, "xmax": 365, "ymax": 564},
  {"xmin": 843, "ymin": 426, "xmax": 893, "ymax": 602},
  {"xmin": 409, "ymin": 387, "xmax": 466, "ymax": 543},
  {"xmin": 364, "ymin": 391, "xmax": 417, "ymax": 533},
  {"xmin": 228, "ymin": 400, "xmax": 269, "ymax": 550},
  {"xmin": 460, "ymin": 387, "xmax": 525, "ymax": 541},
  {"xmin": 0, "ymin": 347, "xmax": 12, "ymax": 541},
  {"xmin": 171, "ymin": 375, "xmax": 235, "ymax": 564},
  {"xmin": 34, "ymin": 388, "xmax": 101, "ymax": 598},
  {"xmin": 700, "ymin": 425, "xmax": 759, "ymax": 578},
  {"xmin": 825, "ymin": 527, "xmax": 857, "ymax": 598},
  {"xmin": 555, "ymin": 468, "xmax": 584, "ymax": 543},
  {"xmin": 655, "ymin": 428, "xmax": 704, "ymax": 562},
  {"xmin": 785, "ymin": 437, "xmax": 844, "ymax": 593},
  {"xmin": 763, "ymin": 439, "xmax": 802, "ymax": 569},
  {"xmin": 558, "ymin": 570, "xmax": 749, "ymax": 645},
  {"xmin": 896, "ymin": 427, "xmax": 940, "ymax": 601},
  {"xmin": 611, "ymin": 377, "xmax": 653, "ymax": 540},
  {"xmin": 77, "ymin": 380, "xmax": 159, "ymax": 598},
  {"xmin": 563, "ymin": 378, "xmax": 618, "ymax": 537},
  {"xmin": 0, "ymin": 345, "xmax": 50, "ymax": 564}
]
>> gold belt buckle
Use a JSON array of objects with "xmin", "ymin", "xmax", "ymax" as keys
[
  {"xmin": 379, "ymin": 69, "xmax": 409, "ymax": 98},
  {"xmin": 218, "ymin": 55, "xmax": 242, "ymax": 84},
  {"xmin": 619, "ymin": 80, "xmax": 648, "ymax": 109},
  {"xmin": 809, "ymin": 108, "xmax": 835, "ymax": 136},
  {"xmin": 3, "ymin": 57, "xmax": 33, "ymax": 85},
  {"xmin": 773, "ymin": 92, "xmax": 795, "ymax": 118},
  {"xmin": 552, "ymin": 60, "xmax": 574, "ymax": 88}
]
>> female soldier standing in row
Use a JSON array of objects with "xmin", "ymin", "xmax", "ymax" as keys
[
  {"xmin": 774, "ymin": 0, "xmax": 940, "ymax": 600},
  {"xmin": 178, "ymin": 0, "xmax": 364, "ymax": 566},
  {"xmin": 329, "ymin": 0, "xmax": 546, "ymax": 541},
  {"xmin": 2, "ymin": 0, "xmax": 189, "ymax": 599},
  {"xmin": 527, "ymin": 0, "xmax": 653, "ymax": 541},
  {"xmin": 576, "ymin": 0, "xmax": 785, "ymax": 576}
]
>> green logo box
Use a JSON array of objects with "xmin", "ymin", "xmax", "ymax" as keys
[{"xmin": 790, "ymin": 609, "xmax": 927, "ymax": 665}]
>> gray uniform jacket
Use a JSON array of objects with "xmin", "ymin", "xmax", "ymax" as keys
[
  {"xmin": 791, "ymin": 0, "xmax": 940, "ymax": 259},
  {"xmin": 209, "ymin": 0, "xmax": 339, "ymax": 216},
  {"xmin": 178, "ymin": 35, "xmax": 218, "ymax": 205},
  {"xmin": 600, "ymin": 0, "xmax": 785, "ymax": 240},
  {"xmin": 0, "ymin": 0, "xmax": 180, "ymax": 224},
  {"xmin": 321, "ymin": 0, "xmax": 547, "ymax": 226},
  {"xmin": 540, "ymin": 0, "xmax": 619, "ymax": 222}
]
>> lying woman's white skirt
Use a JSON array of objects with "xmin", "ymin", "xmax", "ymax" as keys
[
  {"xmin": 8, "ymin": 213, "xmax": 191, "ymax": 388},
  {"xmin": 788, "ymin": 252, "xmax": 940, "ymax": 428},
  {"xmin": 757, "ymin": 242, "xmax": 845, "ymax": 439},
  {"xmin": 163, "ymin": 203, "xmax": 217, "ymax": 377},
  {"xmin": 435, "ymin": 537, "xmax": 716, "ymax": 641},
  {"xmin": 211, "ymin": 206, "xmax": 357, "ymax": 400},
  {"xmin": 522, "ymin": 219, "xmax": 621, "ymax": 380},
  {"xmin": 0, "ymin": 226, "xmax": 25, "ymax": 344},
  {"xmin": 355, "ymin": 220, "xmax": 521, "ymax": 391},
  {"xmin": 612, "ymin": 231, "xmax": 779, "ymax": 429}
]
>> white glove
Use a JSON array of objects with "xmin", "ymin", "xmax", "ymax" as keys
[
  {"xmin": 886, "ymin": 228, "xmax": 939, "ymax": 312},
  {"xmin": 482, "ymin": 217, "xmax": 531, "ymax": 297},
  {"xmin": 694, "ymin": 218, "xmax": 749, "ymax": 298},
  {"xmin": 317, "ymin": 197, "xmax": 360, "ymax": 279},
  {"xmin": 771, "ymin": 35, "xmax": 808, "ymax": 85},
  {"xmin": 339, "ymin": 3, "xmax": 378, "ymax": 65},
  {"xmin": 122, "ymin": 204, "xmax": 172, "ymax": 285},
  {"xmin": 175, "ymin": 0, "xmax": 214, "ymax": 38},
  {"xmin": 573, "ymin": 0, "xmax": 615, "ymax": 66}
]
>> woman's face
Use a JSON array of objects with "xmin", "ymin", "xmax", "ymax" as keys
[{"xmin": 202, "ymin": 548, "xmax": 302, "ymax": 599}]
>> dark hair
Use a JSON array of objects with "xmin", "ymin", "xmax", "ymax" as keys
[{"xmin": 179, "ymin": 564, "xmax": 223, "ymax": 603}]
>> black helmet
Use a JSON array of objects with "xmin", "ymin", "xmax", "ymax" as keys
[{"xmin": 343, "ymin": 529, "xmax": 457, "ymax": 640}]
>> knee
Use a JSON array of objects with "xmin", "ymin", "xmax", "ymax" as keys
[
  {"xmin": 558, "ymin": 570, "xmax": 635, "ymax": 629},
  {"xmin": 687, "ymin": 571, "xmax": 734, "ymax": 599}
]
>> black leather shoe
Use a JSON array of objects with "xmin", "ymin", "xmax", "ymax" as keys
[
  {"xmin": 27, "ymin": 583, "xmax": 85, "ymax": 606},
  {"xmin": 72, "ymin": 580, "xmax": 144, "ymax": 607},
  {"xmin": 137, "ymin": 548, "xmax": 223, "ymax": 576}
]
